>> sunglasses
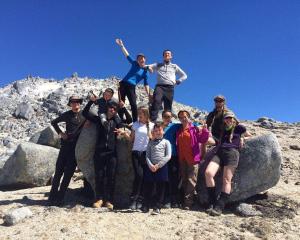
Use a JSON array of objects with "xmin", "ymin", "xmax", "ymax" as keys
[
  {"xmin": 163, "ymin": 115, "xmax": 172, "ymax": 118},
  {"xmin": 70, "ymin": 100, "xmax": 81, "ymax": 104},
  {"xmin": 214, "ymin": 99, "xmax": 224, "ymax": 103}
]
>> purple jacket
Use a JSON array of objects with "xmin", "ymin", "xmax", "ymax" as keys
[{"xmin": 176, "ymin": 123, "xmax": 209, "ymax": 164}]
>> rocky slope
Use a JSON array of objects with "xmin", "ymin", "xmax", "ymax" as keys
[{"xmin": 0, "ymin": 76, "xmax": 299, "ymax": 239}]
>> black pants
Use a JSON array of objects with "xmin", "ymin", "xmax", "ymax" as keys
[
  {"xmin": 131, "ymin": 151, "xmax": 146, "ymax": 201},
  {"xmin": 165, "ymin": 156, "xmax": 180, "ymax": 204},
  {"xmin": 143, "ymin": 181, "xmax": 166, "ymax": 209},
  {"xmin": 119, "ymin": 81, "xmax": 138, "ymax": 122},
  {"xmin": 150, "ymin": 84, "xmax": 174, "ymax": 121},
  {"xmin": 49, "ymin": 141, "xmax": 77, "ymax": 201},
  {"xmin": 94, "ymin": 148, "xmax": 117, "ymax": 202}
]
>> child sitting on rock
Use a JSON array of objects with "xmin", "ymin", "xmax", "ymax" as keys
[{"xmin": 141, "ymin": 122, "xmax": 171, "ymax": 215}]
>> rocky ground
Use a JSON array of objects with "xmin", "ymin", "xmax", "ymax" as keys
[{"xmin": 0, "ymin": 77, "xmax": 299, "ymax": 239}]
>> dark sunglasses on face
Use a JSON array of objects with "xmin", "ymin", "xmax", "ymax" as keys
[
  {"xmin": 215, "ymin": 99, "xmax": 224, "ymax": 103},
  {"xmin": 163, "ymin": 115, "xmax": 172, "ymax": 118},
  {"xmin": 70, "ymin": 100, "xmax": 81, "ymax": 104}
]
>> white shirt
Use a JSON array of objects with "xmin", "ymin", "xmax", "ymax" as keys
[{"xmin": 132, "ymin": 121, "xmax": 154, "ymax": 151}]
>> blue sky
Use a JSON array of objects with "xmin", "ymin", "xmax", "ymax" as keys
[{"xmin": 0, "ymin": 0, "xmax": 299, "ymax": 122}]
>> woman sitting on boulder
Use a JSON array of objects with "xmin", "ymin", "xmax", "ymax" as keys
[
  {"xmin": 176, "ymin": 110, "xmax": 210, "ymax": 209},
  {"xmin": 118, "ymin": 106, "xmax": 154, "ymax": 210},
  {"xmin": 205, "ymin": 111, "xmax": 252, "ymax": 216}
]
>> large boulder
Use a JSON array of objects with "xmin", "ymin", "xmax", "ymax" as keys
[
  {"xmin": 0, "ymin": 142, "xmax": 59, "ymax": 189},
  {"xmin": 35, "ymin": 126, "xmax": 60, "ymax": 149},
  {"xmin": 197, "ymin": 133, "xmax": 282, "ymax": 204},
  {"xmin": 75, "ymin": 121, "xmax": 134, "ymax": 208},
  {"xmin": 15, "ymin": 102, "xmax": 34, "ymax": 120}
]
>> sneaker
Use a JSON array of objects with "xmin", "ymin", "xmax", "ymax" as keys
[
  {"xmin": 136, "ymin": 201, "xmax": 143, "ymax": 210},
  {"xmin": 171, "ymin": 203, "xmax": 179, "ymax": 208},
  {"xmin": 129, "ymin": 201, "xmax": 137, "ymax": 210},
  {"xmin": 152, "ymin": 208, "xmax": 161, "ymax": 215},
  {"xmin": 105, "ymin": 201, "xmax": 114, "ymax": 211},
  {"xmin": 92, "ymin": 199, "xmax": 103, "ymax": 208},
  {"xmin": 163, "ymin": 202, "xmax": 171, "ymax": 209},
  {"xmin": 141, "ymin": 205, "xmax": 149, "ymax": 213}
]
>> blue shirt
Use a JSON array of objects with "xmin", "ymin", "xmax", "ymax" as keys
[
  {"xmin": 163, "ymin": 122, "xmax": 181, "ymax": 156},
  {"xmin": 122, "ymin": 56, "xmax": 149, "ymax": 86}
]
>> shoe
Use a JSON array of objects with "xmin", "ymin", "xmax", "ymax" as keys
[
  {"xmin": 136, "ymin": 201, "xmax": 143, "ymax": 210},
  {"xmin": 152, "ymin": 208, "xmax": 161, "ymax": 215},
  {"xmin": 163, "ymin": 202, "xmax": 171, "ymax": 209},
  {"xmin": 105, "ymin": 201, "xmax": 114, "ymax": 210},
  {"xmin": 92, "ymin": 199, "xmax": 103, "ymax": 208},
  {"xmin": 208, "ymin": 205, "xmax": 222, "ymax": 216},
  {"xmin": 129, "ymin": 201, "xmax": 137, "ymax": 210},
  {"xmin": 171, "ymin": 203, "xmax": 179, "ymax": 208},
  {"xmin": 141, "ymin": 205, "xmax": 149, "ymax": 213}
]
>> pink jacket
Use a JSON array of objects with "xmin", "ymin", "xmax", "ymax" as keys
[{"xmin": 176, "ymin": 123, "xmax": 209, "ymax": 164}]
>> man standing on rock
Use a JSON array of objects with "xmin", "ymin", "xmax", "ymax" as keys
[
  {"xmin": 116, "ymin": 38, "xmax": 151, "ymax": 122},
  {"xmin": 148, "ymin": 50, "xmax": 187, "ymax": 121},
  {"xmin": 48, "ymin": 95, "xmax": 85, "ymax": 206},
  {"xmin": 82, "ymin": 97, "xmax": 124, "ymax": 210},
  {"xmin": 206, "ymin": 95, "xmax": 231, "ymax": 143}
]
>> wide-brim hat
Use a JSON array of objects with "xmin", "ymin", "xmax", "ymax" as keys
[
  {"xmin": 214, "ymin": 95, "xmax": 226, "ymax": 102},
  {"xmin": 67, "ymin": 96, "xmax": 83, "ymax": 106},
  {"xmin": 223, "ymin": 110, "xmax": 239, "ymax": 123}
]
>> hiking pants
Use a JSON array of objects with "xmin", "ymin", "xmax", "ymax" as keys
[
  {"xmin": 165, "ymin": 156, "xmax": 180, "ymax": 204},
  {"xmin": 119, "ymin": 81, "xmax": 138, "ymax": 122},
  {"xmin": 49, "ymin": 140, "xmax": 77, "ymax": 201},
  {"xmin": 179, "ymin": 160, "xmax": 199, "ymax": 207},
  {"xmin": 131, "ymin": 151, "xmax": 146, "ymax": 201},
  {"xmin": 94, "ymin": 148, "xmax": 117, "ymax": 202},
  {"xmin": 150, "ymin": 84, "xmax": 174, "ymax": 121},
  {"xmin": 143, "ymin": 181, "xmax": 166, "ymax": 209}
]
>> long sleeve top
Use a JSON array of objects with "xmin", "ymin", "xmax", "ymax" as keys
[
  {"xmin": 148, "ymin": 62, "xmax": 187, "ymax": 86},
  {"xmin": 146, "ymin": 138, "xmax": 171, "ymax": 169},
  {"xmin": 82, "ymin": 101, "xmax": 122, "ymax": 150},
  {"xmin": 51, "ymin": 110, "xmax": 85, "ymax": 141}
]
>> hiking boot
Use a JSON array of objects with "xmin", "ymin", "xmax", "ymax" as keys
[
  {"xmin": 93, "ymin": 199, "xmax": 103, "ymax": 208},
  {"xmin": 152, "ymin": 208, "xmax": 161, "ymax": 215},
  {"xmin": 171, "ymin": 202, "xmax": 179, "ymax": 208},
  {"xmin": 105, "ymin": 201, "xmax": 114, "ymax": 210},
  {"xmin": 208, "ymin": 205, "xmax": 222, "ymax": 216}
]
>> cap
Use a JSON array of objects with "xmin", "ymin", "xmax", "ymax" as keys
[{"xmin": 136, "ymin": 53, "xmax": 146, "ymax": 59}]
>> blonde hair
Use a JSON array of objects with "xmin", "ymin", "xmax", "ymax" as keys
[
  {"xmin": 220, "ymin": 118, "xmax": 238, "ymax": 143},
  {"xmin": 138, "ymin": 106, "xmax": 151, "ymax": 137}
]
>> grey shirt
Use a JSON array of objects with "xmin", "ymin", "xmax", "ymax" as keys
[
  {"xmin": 149, "ymin": 62, "xmax": 187, "ymax": 86},
  {"xmin": 146, "ymin": 138, "xmax": 171, "ymax": 168}
]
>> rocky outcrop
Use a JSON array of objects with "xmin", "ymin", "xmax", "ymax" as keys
[
  {"xmin": 197, "ymin": 133, "xmax": 282, "ymax": 204},
  {"xmin": 0, "ymin": 142, "xmax": 59, "ymax": 188}
]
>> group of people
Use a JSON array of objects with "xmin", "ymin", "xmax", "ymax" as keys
[{"xmin": 48, "ymin": 39, "xmax": 252, "ymax": 216}]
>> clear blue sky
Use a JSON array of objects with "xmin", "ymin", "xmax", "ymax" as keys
[{"xmin": 0, "ymin": 0, "xmax": 299, "ymax": 122}]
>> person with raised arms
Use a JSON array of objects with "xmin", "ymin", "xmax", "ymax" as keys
[
  {"xmin": 116, "ymin": 38, "xmax": 151, "ymax": 122},
  {"xmin": 147, "ymin": 50, "xmax": 187, "ymax": 121}
]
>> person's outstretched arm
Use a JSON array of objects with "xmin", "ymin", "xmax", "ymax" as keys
[{"xmin": 116, "ymin": 38, "xmax": 130, "ymax": 58}]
